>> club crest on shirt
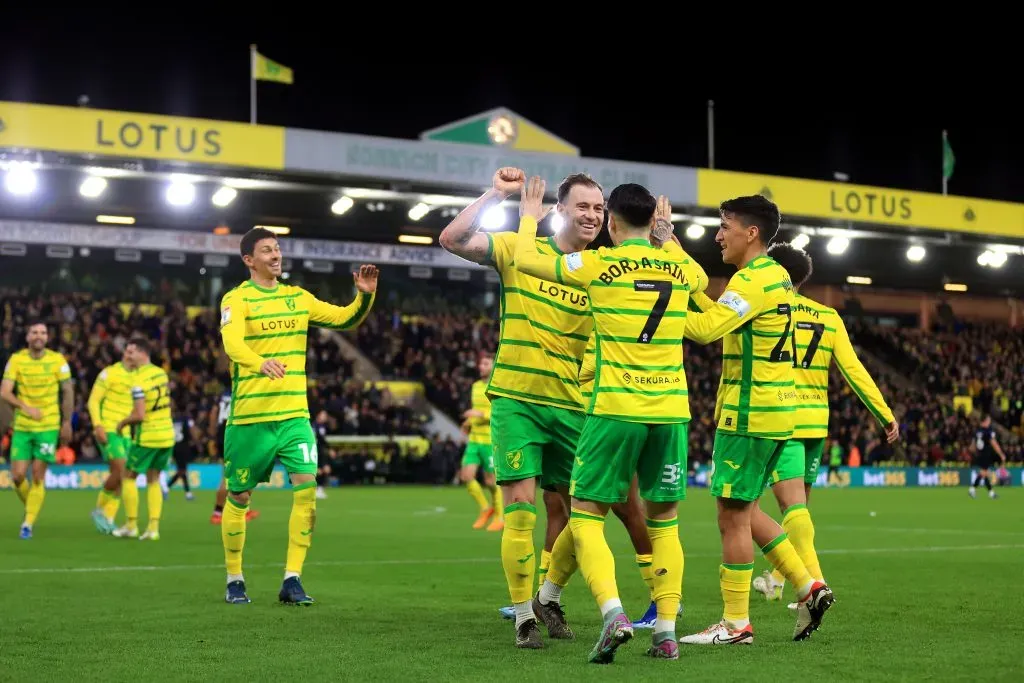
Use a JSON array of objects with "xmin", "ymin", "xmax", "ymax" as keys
[{"xmin": 285, "ymin": 297, "xmax": 296, "ymax": 311}]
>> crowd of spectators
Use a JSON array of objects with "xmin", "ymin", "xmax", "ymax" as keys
[
  {"xmin": 352, "ymin": 305, "xmax": 1023, "ymax": 468},
  {"xmin": 3, "ymin": 286, "xmax": 1021, "ymax": 478},
  {"xmin": 852, "ymin": 321, "xmax": 1024, "ymax": 438},
  {"xmin": 0, "ymin": 289, "xmax": 427, "ymax": 467}
]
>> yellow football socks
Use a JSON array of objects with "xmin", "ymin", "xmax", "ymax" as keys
[
  {"xmin": 501, "ymin": 503, "xmax": 537, "ymax": 606},
  {"xmin": 24, "ymin": 481, "xmax": 45, "ymax": 526},
  {"xmin": 122, "ymin": 478, "xmax": 139, "ymax": 531},
  {"xmin": 15, "ymin": 478, "xmax": 30, "ymax": 504},
  {"xmin": 636, "ymin": 553, "xmax": 655, "ymax": 601},
  {"xmin": 648, "ymin": 517, "xmax": 683, "ymax": 639},
  {"xmin": 104, "ymin": 491, "xmax": 122, "ymax": 522},
  {"xmin": 762, "ymin": 532, "xmax": 815, "ymax": 599},
  {"xmin": 782, "ymin": 504, "xmax": 823, "ymax": 582},
  {"xmin": 285, "ymin": 483, "xmax": 317, "ymax": 576},
  {"xmin": 146, "ymin": 482, "xmax": 162, "ymax": 534},
  {"xmin": 466, "ymin": 479, "xmax": 488, "ymax": 511},
  {"xmin": 547, "ymin": 525, "xmax": 578, "ymax": 587},
  {"xmin": 491, "ymin": 486, "xmax": 503, "ymax": 518},
  {"xmin": 537, "ymin": 549, "xmax": 552, "ymax": 588},
  {"xmin": 721, "ymin": 562, "xmax": 754, "ymax": 628},
  {"xmin": 569, "ymin": 508, "xmax": 620, "ymax": 615},
  {"xmin": 770, "ymin": 568, "xmax": 785, "ymax": 586},
  {"xmin": 222, "ymin": 497, "xmax": 248, "ymax": 576}
]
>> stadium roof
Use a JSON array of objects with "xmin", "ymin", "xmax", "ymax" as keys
[{"xmin": 0, "ymin": 100, "xmax": 1020, "ymax": 296}]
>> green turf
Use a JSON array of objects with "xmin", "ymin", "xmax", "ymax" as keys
[{"xmin": 0, "ymin": 487, "xmax": 1021, "ymax": 681}]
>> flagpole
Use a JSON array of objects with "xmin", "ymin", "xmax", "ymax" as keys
[
  {"xmin": 707, "ymin": 99, "xmax": 715, "ymax": 169},
  {"xmin": 941, "ymin": 129, "xmax": 948, "ymax": 195},
  {"xmin": 250, "ymin": 44, "xmax": 257, "ymax": 125}
]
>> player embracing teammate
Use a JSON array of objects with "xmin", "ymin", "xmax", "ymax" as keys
[{"xmin": 441, "ymin": 167, "xmax": 899, "ymax": 663}]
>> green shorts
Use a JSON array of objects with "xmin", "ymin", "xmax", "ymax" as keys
[
  {"xmin": 711, "ymin": 432, "xmax": 787, "ymax": 502},
  {"xmin": 127, "ymin": 445, "xmax": 172, "ymax": 473},
  {"xmin": 461, "ymin": 442, "xmax": 495, "ymax": 473},
  {"xmin": 224, "ymin": 417, "xmax": 317, "ymax": 493},
  {"xmin": 9, "ymin": 430, "xmax": 59, "ymax": 464},
  {"xmin": 769, "ymin": 440, "xmax": 805, "ymax": 486},
  {"xmin": 801, "ymin": 438, "xmax": 826, "ymax": 484},
  {"xmin": 571, "ymin": 415, "xmax": 687, "ymax": 504},
  {"xmin": 98, "ymin": 433, "xmax": 131, "ymax": 461},
  {"xmin": 491, "ymin": 397, "xmax": 583, "ymax": 491}
]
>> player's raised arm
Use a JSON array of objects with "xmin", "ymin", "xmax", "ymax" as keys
[
  {"xmin": 684, "ymin": 271, "xmax": 767, "ymax": 345},
  {"xmin": 439, "ymin": 167, "xmax": 525, "ymax": 265},
  {"xmin": 306, "ymin": 265, "xmax": 378, "ymax": 330},
  {"xmin": 219, "ymin": 289, "xmax": 282, "ymax": 379},
  {"xmin": 832, "ymin": 317, "xmax": 898, "ymax": 442},
  {"xmin": 653, "ymin": 196, "xmax": 716, "ymax": 313},
  {"xmin": 513, "ymin": 176, "xmax": 597, "ymax": 288}
]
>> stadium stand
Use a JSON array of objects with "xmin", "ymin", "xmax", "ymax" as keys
[
  {"xmin": 3, "ymin": 284, "xmax": 1021, "ymax": 481},
  {"xmin": 0, "ymin": 290, "xmax": 428, "ymax": 472}
]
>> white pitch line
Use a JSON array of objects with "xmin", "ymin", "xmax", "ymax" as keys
[
  {"xmin": 824, "ymin": 524, "xmax": 1024, "ymax": 537},
  {"xmin": 2, "ymin": 543, "xmax": 1022, "ymax": 576}
]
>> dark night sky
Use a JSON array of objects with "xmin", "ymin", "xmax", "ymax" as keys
[{"xmin": 2, "ymin": 24, "xmax": 1020, "ymax": 204}]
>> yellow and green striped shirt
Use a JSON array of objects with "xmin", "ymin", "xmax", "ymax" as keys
[
  {"xmin": 467, "ymin": 380, "xmax": 492, "ymax": 444},
  {"xmin": 132, "ymin": 363, "xmax": 175, "ymax": 448},
  {"xmin": 485, "ymin": 231, "xmax": 591, "ymax": 412},
  {"xmin": 2, "ymin": 349, "xmax": 71, "ymax": 432},
  {"xmin": 685, "ymin": 255, "xmax": 797, "ymax": 439},
  {"xmin": 576, "ymin": 241, "xmax": 711, "ymax": 419},
  {"xmin": 219, "ymin": 280, "xmax": 375, "ymax": 426},
  {"xmin": 514, "ymin": 219, "xmax": 705, "ymax": 424},
  {"xmin": 790, "ymin": 293, "xmax": 895, "ymax": 438},
  {"xmin": 87, "ymin": 362, "xmax": 137, "ymax": 434}
]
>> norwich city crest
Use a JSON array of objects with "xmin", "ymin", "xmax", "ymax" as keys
[
  {"xmin": 506, "ymin": 449, "xmax": 523, "ymax": 471},
  {"xmin": 285, "ymin": 297, "xmax": 296, "ymax": 311},
  {"xmin": 236, "ymin": 468, "xmax": 250, "ymax": 485}
]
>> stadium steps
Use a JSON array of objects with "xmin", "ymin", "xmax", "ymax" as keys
[
  {"xmin": 849, "ymin": 342, "xmax": 918, "ymax": 392},
  {"xmin": 852, "ymin": 334, "xmax": 1016, "ymax": 441},
  {"xmin": 324, "ymin": 330, "xmax": 464, "ymax": 442}
]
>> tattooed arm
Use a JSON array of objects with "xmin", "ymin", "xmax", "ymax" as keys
[{"xmin": 438, "ymin": 167, "xmax": 524, "ymax": 265}]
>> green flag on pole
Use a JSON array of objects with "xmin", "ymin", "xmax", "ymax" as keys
[
  {"xmin": 942, "ymin": 131, "xmax": 955, "ymax": 180},
  {"xmin": 942, "ymin": 130, "xmax": 954, "ymax": 194}
]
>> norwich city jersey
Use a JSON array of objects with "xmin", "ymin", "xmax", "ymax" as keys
[
  {"xmin": 2, "ymin": 349, "xmax": 71, "ymax": 432},
  {"xmin": 577, "ymin": 241, "xmax": 711, "ymax": 413},
  {"xmin": 467, "ymin": 380, "xmax": 492, "ymax": 444},
  {"xmin": 220, "ymin": 280, "xmax": 374, "ymax": 426},
  {"xmin": 514, "ymin": 217, "xmax": 704, "ymax": 424},
  {"xmin": 790, "ymin": 293, "xmax": 894, "ymax": 438},
  {"xmin": 685, "ymin": 254, "xmax": 797, "ymax": 439},
  {"xmin": 88, "ymin": 362, "xmax": 137, "ymax": 433},
  {"xmin": 132, "ymin": 363, "xmax": 175, "ymax": 448},
  {"xmin": 486, "ymin": 231, "xmax": 591, "ymax": 411}
]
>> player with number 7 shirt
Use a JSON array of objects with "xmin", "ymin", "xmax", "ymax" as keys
[
  {"xmin": 218, "ymin": 227, "xmax": 378, "ymax": 606},
  {"xmin": 514, "ymin": 177, "xmax": 706, "ymax": 663}
]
